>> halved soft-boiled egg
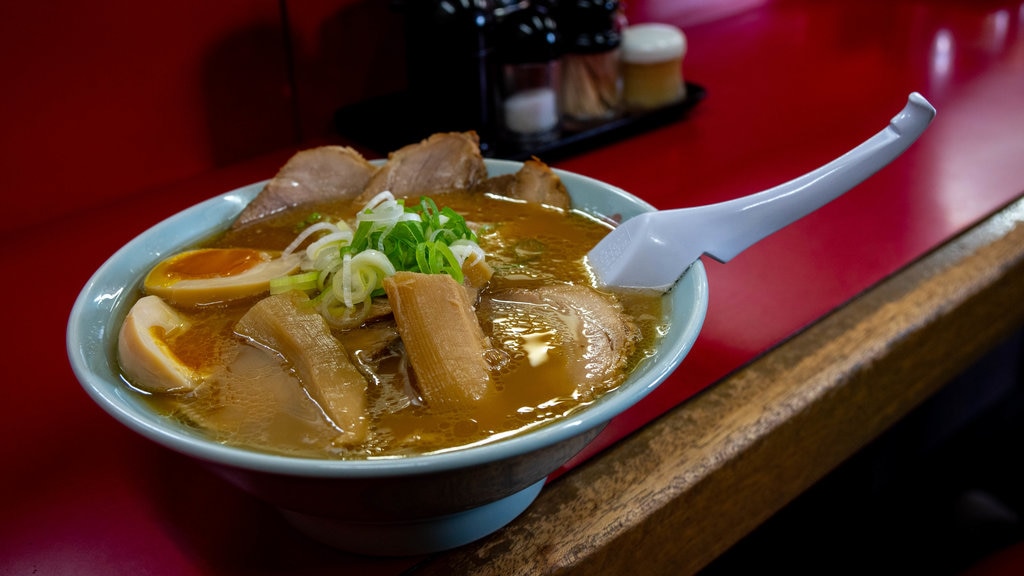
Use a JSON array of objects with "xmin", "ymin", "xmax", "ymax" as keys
[
  {"xmin": 118, "ymin": 295, "xmax": 198, "ymax": 394},
  {"xmin": 144, "ymin": 248, "xmax": 301, "ymax": 307}
]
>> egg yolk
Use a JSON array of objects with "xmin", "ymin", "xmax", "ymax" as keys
[{"xmin": 158, "ymin": 248, "xmax": 264, "ymax": 282}]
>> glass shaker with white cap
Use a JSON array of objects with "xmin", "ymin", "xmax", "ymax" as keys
[{"xmin": 620, "ymin": 22, "xmax": 688, "ymax": 111}]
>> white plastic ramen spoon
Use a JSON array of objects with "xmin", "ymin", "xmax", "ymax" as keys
[{"xmin": 587, "ymin": 92, "xmax": 936, "ymax": 291}]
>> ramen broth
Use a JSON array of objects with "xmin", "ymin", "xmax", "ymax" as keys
[{"xmin": 130, "ymin": 189, "xmax": 665, "ymax": 458}]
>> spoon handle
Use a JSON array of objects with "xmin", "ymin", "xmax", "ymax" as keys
[
  {"xmin": 587, "ymin": 92, "xmax": 936, "ymax": 291},
  {"xmin": 698, "ymin": 92, "xmax": 936, "ymax": 262}
]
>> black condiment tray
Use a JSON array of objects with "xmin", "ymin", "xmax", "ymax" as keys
[{"xmin": 333, "ymin": 82, "xmax": 706, "ymax": 162}]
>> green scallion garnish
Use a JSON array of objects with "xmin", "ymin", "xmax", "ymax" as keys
[{"xmin": 273, "ymin": 192, "xmax": 483, "ymax": 320}]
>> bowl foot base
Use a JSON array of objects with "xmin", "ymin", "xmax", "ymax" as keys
[{"xmin": 279, "ymin": 478, "xmax": 546, "ymax": 556}]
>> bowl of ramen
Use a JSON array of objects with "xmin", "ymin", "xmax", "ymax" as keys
[{"xmin": 67, "ymin": 132, "xmax": 708, "ymax": 556}]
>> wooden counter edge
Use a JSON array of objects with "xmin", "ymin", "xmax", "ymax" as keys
[{"xmin": 414, "ymin": 196, "xmax": 1024, "ymax": 575}]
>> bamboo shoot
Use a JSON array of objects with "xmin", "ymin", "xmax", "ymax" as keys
[{"xmin": 383, "ymin": 271, "xmax": 492, "ymax": 410}]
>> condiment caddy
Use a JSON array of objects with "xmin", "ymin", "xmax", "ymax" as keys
[{"xmin": 335, "ymin": 0, "xmax": 704, "ymax": 161}]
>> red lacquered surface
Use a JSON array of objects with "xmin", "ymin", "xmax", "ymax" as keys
[
  {"xmin": 3, "ymin": 0, "xmax": 1024, "ymax": 573},
  {"xmin": 557, "ymin": 0, "xmax": 1024, "ymax": 471}
]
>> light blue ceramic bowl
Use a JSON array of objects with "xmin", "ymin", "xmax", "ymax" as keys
[{"xmin": 66, "ymin": 159, "xmax": 708, "ymax": 556}]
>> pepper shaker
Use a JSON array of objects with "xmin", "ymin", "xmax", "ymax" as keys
[{"xmin": 555, "ymin": 0, "xmax": 623, "ymax": 129}]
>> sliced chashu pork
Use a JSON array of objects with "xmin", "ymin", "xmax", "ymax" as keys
[
  {"xmin": 478, "ymin": 284, "xmax": 641, "ymax": 397},
  {"xmin": 355, "ymin": 131, "xmax": 487, "ymax": 204},
  {"xmin": 233, "ymin": 145, "xmax": 377, "ymax": 228},
  {"xmin": 479, "ymin": 157, "xmax": 570, "ymax": 209}
]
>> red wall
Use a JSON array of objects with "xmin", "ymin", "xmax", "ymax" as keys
[
  {"xmin": 0, "ymin": 0, "xmax": 763, "ymax": 238},
  {"xmin": 0, "ymin": 0, "xmax": 405, "ymax": 237}
]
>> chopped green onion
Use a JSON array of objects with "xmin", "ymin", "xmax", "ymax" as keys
[
  {"xmin": 292, "ymin": 212, "xmax": 324, "ymax": 233},
  {"xmin": 271, "ymin": 192, "xmax": 484, "ymax": 318},
  {"xmin": 269, "ymin": 270, "xmax": 320, "ymax": 294}
]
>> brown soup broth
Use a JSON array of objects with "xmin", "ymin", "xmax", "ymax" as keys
[{"xmin": 135, "ymin": 190, "xmax": 665, "ymax": 458}]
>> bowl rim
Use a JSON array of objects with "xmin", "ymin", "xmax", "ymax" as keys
[{"xmin": 66, "ymin": 160, "xmax": 709, "ymax": 478}]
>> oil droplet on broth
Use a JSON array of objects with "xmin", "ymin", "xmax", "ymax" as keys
[{"xmin": 453, "ymin": 418, "xmax": 479, "ymax": 437}]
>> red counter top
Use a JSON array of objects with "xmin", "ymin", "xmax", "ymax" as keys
[
  {"xmin": 3, "ymin": 0, "xmax": 1023, "ymax": 573},
  {"xmin": 556, "ymin": 0, "xmax": 1024, "ymax": 471}
]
